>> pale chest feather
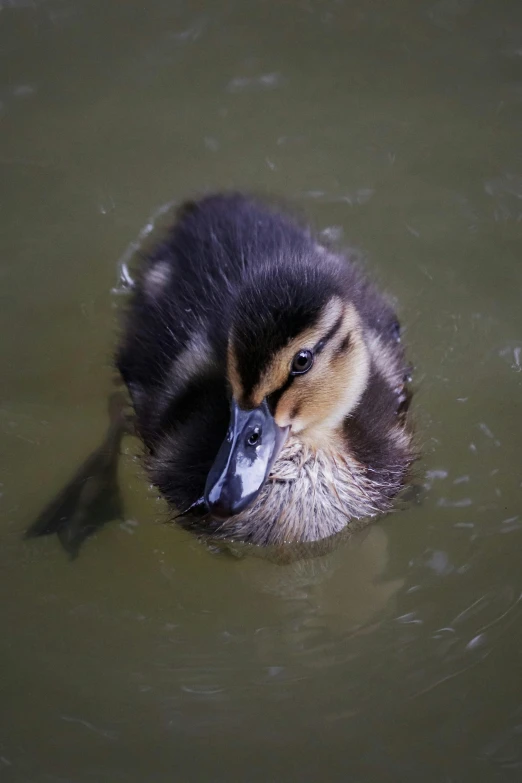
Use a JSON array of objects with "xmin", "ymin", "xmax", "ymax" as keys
[{"xmin": 209, "ymin": 436, "xmax": 409, "ymax": 546}]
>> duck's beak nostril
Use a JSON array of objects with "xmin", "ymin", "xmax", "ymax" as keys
[
  {"xmin": 246, "ymin": 426, "xmax": 261, "ymax": 447},
  {"xmin": 204, "ymin": 399, "xmax": 289, "ymax": 518}
]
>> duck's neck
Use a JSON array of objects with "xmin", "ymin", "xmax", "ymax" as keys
[{"xmin": 294, "ymin": 422, "xmax": 346, "ymax": 453}]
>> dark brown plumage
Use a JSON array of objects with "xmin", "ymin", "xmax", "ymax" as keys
[
  {"xmin": 117, "ymin": 193, "xmax": 415, "ymax": 545},
  {"xmin": 26, "ymin": 193, "xmax": 414, "ymax": 556}
]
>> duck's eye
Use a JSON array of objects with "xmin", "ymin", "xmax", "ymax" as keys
[{"xmin": 291, "ymin": 349, "xmax": 314, "ymax": 375}]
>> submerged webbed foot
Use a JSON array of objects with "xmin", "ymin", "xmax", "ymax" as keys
[{"xmin": 25, "ymin": 393, "xmax": 132, "ymax": 558}]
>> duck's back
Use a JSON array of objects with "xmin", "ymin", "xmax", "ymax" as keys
[{"xmin": 161, "ymin": 193, "xmax": 310, "ymax": 301}]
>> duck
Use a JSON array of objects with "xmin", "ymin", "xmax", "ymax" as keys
[{"xmin": 116, "ymin": 192, "xmax": 414, "ymax": 546}]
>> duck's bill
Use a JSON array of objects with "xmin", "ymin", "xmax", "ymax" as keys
[{"xmin": 204, "ymin": 399, "xmax": 289, "ymax": 519}]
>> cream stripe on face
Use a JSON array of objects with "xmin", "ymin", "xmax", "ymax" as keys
[
  {"xmin": 228, "ymin": 295, "xmax": 371, "ymax": 440},
  {"xmin": 274, "ymin": 302, "xmax": 370, "ymax": 437},
  {"xmin": 230, "ymin": 296, "xmax": 346, "ymax": 408},
  {"xmin": 366, "ymin": 330, "xmax": 403, "ymax": 389}
]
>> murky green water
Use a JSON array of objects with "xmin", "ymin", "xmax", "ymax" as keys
[{"xmin": 2, "ymin": 0, "xmax": 522, "ymax": 780}]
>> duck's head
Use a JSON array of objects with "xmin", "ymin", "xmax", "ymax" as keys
[{"xmin": 204, "ymin": 256, "xmax": 371, "ymax": 519}]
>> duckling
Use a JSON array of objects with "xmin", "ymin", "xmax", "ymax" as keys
[{"xmin": 117, "ymin": 192, "xmax": 414, "ymax": 546}]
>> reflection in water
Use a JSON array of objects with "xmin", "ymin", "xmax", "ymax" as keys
[
  {"xmin": 237, "ymin": 527, "xmax": 404, "ymax": 634},
  {"xmin": 227, "ymin": 72, "xmax": 283, "ymax": 93}
]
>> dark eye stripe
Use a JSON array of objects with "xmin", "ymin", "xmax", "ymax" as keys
[
  {"xmin": 314, "ymin": 310, "xmax": 344, "ymax": 354},
  {"xmin": 334, "ymin": 334, "xmax": 351, "ymax": 357},
  {"xmin": 267, "ymin": 309, "xmax": 346, "ymax": 413},
  {"xmin": 290, "ymin": 403, "xmax": 301, "ymax": 420},
  {"xmin": 266, "ymin": 374, "xmax": 295, "ymax": 412}
]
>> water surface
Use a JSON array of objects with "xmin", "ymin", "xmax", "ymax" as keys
[{"xmin": 1, "ymin": 1, "xmax": 522, "ymax": 780}]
